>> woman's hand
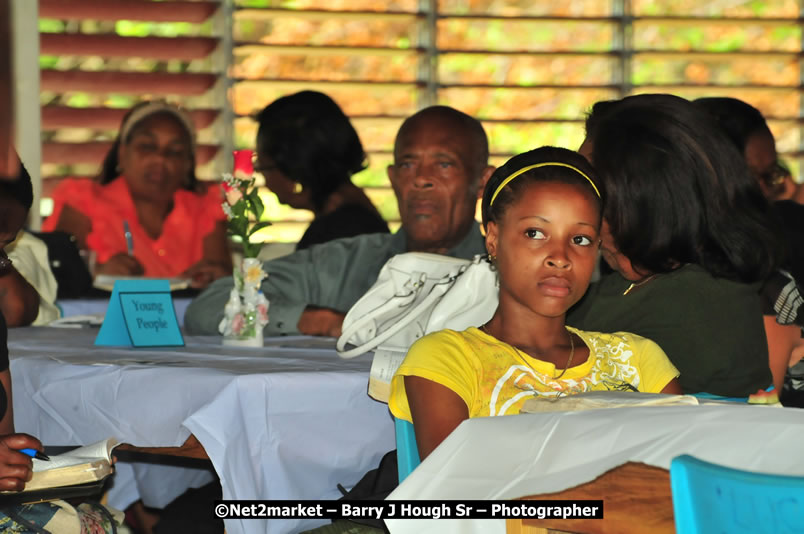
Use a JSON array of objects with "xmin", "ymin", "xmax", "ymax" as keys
[
  {"xmin": 183, "ymin": 260, "xmax": 230, "ymax": 289},
  {"xmin": 0, "ymin": 433, "xmax": 43, "ymax": 491},
  {"xmin": 95, "ymin": 253, "xmax": 144, "ymax": 276}
]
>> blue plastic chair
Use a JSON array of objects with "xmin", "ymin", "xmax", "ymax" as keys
[
  {"xmin": 690, "ymin": 392, "xmax": 750, "ymax": 403},
  {"xmin": 670, "ymin": 454, "xmax": 804, "ymax": 534},
  {"xmin": 691, "ymin": 386, "xmax": 776, "ymax": 404},
  {"xmin": 394, "ymin": 418, "xmax": 420, "ymax": 483}
]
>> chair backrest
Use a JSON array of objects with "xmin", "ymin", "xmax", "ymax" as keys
[
  {"xmin": 692, "ymin": 385, "xmax": 779, "ymax": 405},
  {"xmin": 690, "ymin": 392, "xmax": 749, "ymax": 403},
  {"xmin": 395, "ymin": 417, "xmax": 420, "ymax": 483},
  {"xmin": 670, "ymin": 454, "xmax": 804, "ymax": 534}
]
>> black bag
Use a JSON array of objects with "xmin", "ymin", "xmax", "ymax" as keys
[
  {"xmin": 30, "ymin": 231, "xmax": 93, "ymax": 299},
  {"xmin": 335, "ymin": 449, "xmax": 398, "ymax": 531}
]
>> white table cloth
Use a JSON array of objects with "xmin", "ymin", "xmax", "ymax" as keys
[
  {"xmin": 386, "ymin": 405, "xmax": 804, "ymax": 534},
  {"xmin": 9, "ymin": 327, "xmax": 395, "ymax": 534}
]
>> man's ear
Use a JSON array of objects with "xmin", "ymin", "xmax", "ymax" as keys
[
  {"xmin": 477, "ymin": 165, "xmax": 495, "ymax": 199},
  {"xmin": 485, "ymin": 221, "xmax": 498, "ymax": 257},
  {"xmin": 387, "ymin": 163, "xmax": 397, "ymax": 186}
]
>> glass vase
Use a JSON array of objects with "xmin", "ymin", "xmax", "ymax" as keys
[{"xmin": 220, "ymin": 257, "xmax": 269, "ymax": 347}]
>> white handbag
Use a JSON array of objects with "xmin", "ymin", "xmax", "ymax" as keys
[{"xmin": 336, "ymin": 252, "xmax": 499, "ymax": 359}]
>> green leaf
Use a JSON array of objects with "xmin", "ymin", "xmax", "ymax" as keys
[
  {"xmin": 231, "ymin": 218, "xmax": 248, "ymax": 238},
  {"xmin": 231, "ymin": 200, "xmax": 247, "ymax": 219},
  {"xmin": 247, "ymin": 221, "xmax": 272, "ymax": 237},
  {"xmin": 251, "ymin": 191, "xmax": 265, "ymax": 220}
]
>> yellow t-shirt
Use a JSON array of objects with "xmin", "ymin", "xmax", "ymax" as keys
[{"xmin": 389, "ymin": 326, "xmax": 679, "ymax": 421}]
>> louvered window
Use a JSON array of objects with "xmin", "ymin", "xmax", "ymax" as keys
[
  {"xmin": 38, "ymin": 0, "xmax": 229, "ymax": 216},
  {"xmin": 38, "ymin": 0, "xmax": 804, "ymax": 243}
]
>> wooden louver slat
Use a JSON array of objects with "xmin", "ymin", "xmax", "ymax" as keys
[
  {"xmin": 41, "ymin": 70, "xmax": 218, "ymax": 96},
  {"xmin": 41, "ymin": 34, "xmax": 220, "ymax": 61},
  {"xmin": 39, "ymin": 0, "xmax": 220, "ymax": 24},
  {"xmin": 42, "ymin": 106, "xmax": 220, "ymax": 131}
]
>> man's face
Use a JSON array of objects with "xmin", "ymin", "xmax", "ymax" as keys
[{"xmin": 387, "ymin": 116, "xmax": 486, "ymax": 253}]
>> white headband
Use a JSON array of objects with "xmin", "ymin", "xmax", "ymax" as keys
[{"xmin": 119, "ymin": 101, "xmax": 196, "ymax": 152}]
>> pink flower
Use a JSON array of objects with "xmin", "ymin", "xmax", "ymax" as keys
[
  {"xmin": 257, "ymin": 303, "xmax": 269, "ymax": 324},
  {"xmin": 231, "ymin": 313, "xmax": 245, "ymax": 335},
  {"xmin": 225, "ymin": 187, "xmax": 243, "ymax": 206}
]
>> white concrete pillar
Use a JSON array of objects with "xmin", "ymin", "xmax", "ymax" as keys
[{"xmin": 12, "ymin": 0, "xmax": 40, "ymax": 228}]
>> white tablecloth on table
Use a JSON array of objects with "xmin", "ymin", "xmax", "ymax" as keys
[
  {"xmin": 9, "ymin": 327, "xmax": 395, "ymax": 534},
  {"xmin": 57, "ymin": 297, "xmax": 192, "ymax": 326},
  {"xmin": 386, "ymin": 405, "xmax": 804, "ymax": 534}
]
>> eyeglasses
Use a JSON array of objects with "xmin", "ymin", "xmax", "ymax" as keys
[{"xmin": 758, "ymin": 160, "xmax": 790, "ymax": 188}]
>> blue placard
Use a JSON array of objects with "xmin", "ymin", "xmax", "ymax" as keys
[{"xmin": 94, "ymin": 280, "xmax": 184, "ymax": 347}]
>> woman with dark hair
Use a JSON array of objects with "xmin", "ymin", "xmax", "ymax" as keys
[
  {"xmin": 569, "ymin": 93, "xmax": 783, "ymax": 398},
  {"xmin": 695, "ymin": 96, "xmax": 804, "ymax": 403},
  {"xmin": 254, "ymin": 91, "xmax": 388, "ymax": 250},
  {"xmin": 43, "ymin": 101, "xmax": 231, "ymax": 288},
  {"xmin": 694, "ymin": 97, "xmax": 801, "ymax": 202}
]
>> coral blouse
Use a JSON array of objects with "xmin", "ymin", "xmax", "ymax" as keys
[{"xmin": 43, "ymin": 177, "xmax": 226, "ymax": 278}]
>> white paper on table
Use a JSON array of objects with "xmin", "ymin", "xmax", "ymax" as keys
[
  {"xmin": 519, "ymin": 391, "xmax": 699, "ymax": 413},
  {"xmin": 368, "ymin": 347, "xmax": 408, "ymax": 402},
  {"xmin": 386, "ymin": 404, "xmax": 804, "ymax": 534},
  {"xmin": 48, "ymin": 314, "xmax": 105, "ymax": 328},
  {"xmin": 93, "ymin": 275, "xmax": 190, "ymax": 291}
]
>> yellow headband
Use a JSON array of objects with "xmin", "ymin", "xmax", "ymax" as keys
[{"xmin": 489, "ymin": 162, "xmax": 601, "ymax": 206}]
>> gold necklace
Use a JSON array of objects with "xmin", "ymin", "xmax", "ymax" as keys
[
  {"xmin": 622, "ymin": 274, "xmax": 657, "ymax": 296},
  {"xmin": 553, "ymin": 331, "xmax": 575, "ymax": 380},
  {"xmin": 479, "ymin": 324, "xmax": 576, "ymax": 380}
]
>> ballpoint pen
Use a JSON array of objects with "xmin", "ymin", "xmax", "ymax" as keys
[
  {"xmin": 123, "ymin": 220, "xmax": 134, "ymax": 256},
  {"xmin": 18, "ymin": 448, "xmax": 50, "ymax": 461}
]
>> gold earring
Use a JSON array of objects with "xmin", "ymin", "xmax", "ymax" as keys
[{"xmin": 293, "ymin": 183, "xmax": 303, "ymax": 194}]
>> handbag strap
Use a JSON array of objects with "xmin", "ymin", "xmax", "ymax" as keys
[{"xmin": 336, "ymin": 273, "xmax": 459, "ymax": 359}]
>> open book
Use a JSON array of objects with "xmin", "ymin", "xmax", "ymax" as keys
[
  {"xmin": 93, "ymin": 275, "xmax": 190, "ymax": 292},
  {"xmin": 22, "ymin": 438, "xmax": 119, "ymax": 493}
]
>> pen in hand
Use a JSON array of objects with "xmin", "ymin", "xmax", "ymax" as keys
[
  {"xmin": 18, "ymin": 448, "xmax": 50, "ymax": 461},
  {"xmin": 123, "ymin": 220, "xmax": 134, "ymax": 256}
]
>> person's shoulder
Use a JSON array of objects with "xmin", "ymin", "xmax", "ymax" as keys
[
  {"xmin": 296, "ymin": 205, "xmax": 390, "ymax": 250},
  {"xmin": 177, "ymin": 181, "xmax": 223, "ymax": 205},
  {"xmin": 49, "ymin": 177, "xmax": 99, "ymax": 199},
  {"xmin": 407, "ymin": 328, "xmax": 478, "ymax": 362},
  {"xmin": 265, "ymin": 231, "xmax": 398, "ymax": 273},
  {"xmin": 661, "ymin": 264, "xmax": 758, "ymax": 298},
  {"xmin": 411, "ymin": 328, "xmax": 475, "ymax": 349},
  {"xmin": 310, "ymin": 231, "xmax": 397, "ymax": 253},
  {"xmin": 573, "ymin": 327, "xmax": 662, "ymax": 356}
]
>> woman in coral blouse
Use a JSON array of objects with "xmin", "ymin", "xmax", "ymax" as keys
[{"xmin": 43, "ymin": 101, "xmax": 232, "ymax": 288}]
